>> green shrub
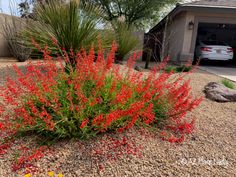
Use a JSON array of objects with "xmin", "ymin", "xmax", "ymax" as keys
[
  {"xmin": 22, "ymin": 0, "xmax": 102, "ymax": 58},
  {"xmin": 176, "ymin": 65, "xmax": 192, "ymax": 72},
  {"xmin": 165, "ymin": 65, "xmax": 192, "ymax": 73},
  {"xmin": 165, "ymin": 66, "xmax": 177, "ymax": 73},
  {"xmin": 0, "ymin": 43, "xmax": 202, "ymax": 143},
  {"xmin": 113, "ymin": 22, "xmax": 139, "ymax": 62},
  {"xmin": 221, "ymin": 79, "xmax": 235, "ymax": 89}
]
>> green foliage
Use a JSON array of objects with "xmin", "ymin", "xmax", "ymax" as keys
[
  {"xmin": 165, "ymin": 66, "xmax": 177, "ymax": 73},
  {"xmin": 165, "ymin": 65, "xmax": 192, "ymax": 73},
  {"xmin": 176, "ymin": 65, "xmax": 192, "ymax": 72},
  {"xmin": 21, "ymin": 0, "xmax": 102, "ymax": 57},
  {"xmin": 81, "ymin": 0, "xmax": 181, "ymax": 29},
  {"xmin": 221, "ymin": 79, "xmax": 235, "ymax": 89},
  {"xmin": 113, "ymin": 22, "xmax": 139, "ymax": 61}
]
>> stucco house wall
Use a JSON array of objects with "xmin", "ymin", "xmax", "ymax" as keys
[
  {"xmin": 145, "ymin": 0, "xmax": 236, "ymax": 65},
  {"xmin": 163, "ymin": 12, "xmax": 188, "ymax": 63}
]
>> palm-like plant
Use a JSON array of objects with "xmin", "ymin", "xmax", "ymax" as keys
[{"xmin": 22, "ymin": 0, "xmax": 102, "ymax": 62}]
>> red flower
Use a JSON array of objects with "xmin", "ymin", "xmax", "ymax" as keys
[
  {"xmin": 80, "ymin": 119, "xmax": 89, "ymax": 129},
  {"xmin": 168, "ymin": 134, "xmax": 185, "ymax": 143},
  {"xmin": 0, "ymin": 122, "xmax": 4, "ymax": 130}
]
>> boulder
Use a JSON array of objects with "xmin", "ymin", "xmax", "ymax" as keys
[{"xmin": 204, "ymin": 82, "xmax": 236, "ymax": 102}]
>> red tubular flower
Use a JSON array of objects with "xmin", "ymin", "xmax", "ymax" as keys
[
  {"xmin": 124, "ymin": 115, "xmax": 139, "ymax": 130},
  {"xmin": 92, "ymin": 114, "xmax": 104, "ymax": 127},
  {"xmin": 167, "ymin": 134, "xmax": 185, "ymax": 143},
  {"xmin": 31, "ymin": 38, "xmax": 42, "ymax": 51},
  {"xmin": 50, "ymin": 36, "xmax": 58, "ymax": 46},
  {"xmin": 0, "ymin": 122, "xmax": 4, "ymax": 130},
  {"xmin": 80, "ymin": 119, "xmax": 89, "ymax": 129},
  {"xmin": 0, "ymin": 142, "xmax": 11, "ymax": 156},
  {"xmin": 115, "ymin": 86, "xmax": 133, "ymax": 105},
  {"xmin": 106, "ymin": 42, "xmax": 117, "ymax": 69},
  {"xmin": 176, "ymin": 120, "xmax": 195, "ymax": 134}
]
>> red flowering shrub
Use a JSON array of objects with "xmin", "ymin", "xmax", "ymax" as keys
[{"xmin": 0, "ymin": 42, "xmax": 202, "ymax": 144}]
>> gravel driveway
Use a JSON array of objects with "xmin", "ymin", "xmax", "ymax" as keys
[{"xmin": 0, "ymin": 62, "xmax": 235, "ymax": 177}]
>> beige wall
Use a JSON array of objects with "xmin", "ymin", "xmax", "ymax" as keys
[
  {"xmin": 182, "ymin": 12, "xmax": 195, "ymax": 60},
  {"xmin": 163, "ymin": 12, "xmax": 188, "ymax": 63}
]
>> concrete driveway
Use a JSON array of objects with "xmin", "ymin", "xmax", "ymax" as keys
[{"xmin": 200, "ymin": 66, "xmax": 236, "ymax": 82}]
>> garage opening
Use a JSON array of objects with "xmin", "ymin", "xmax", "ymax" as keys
[{"xmin": 195, "ymin": 22, "xmax": 236, "ymax": 66}]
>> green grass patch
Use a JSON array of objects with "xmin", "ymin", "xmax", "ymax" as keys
[
  {"xmin": 221, "ymin": 79, "xmax": 235, "ymax": 89},
  {"xmin": 165, "ymin": 65, "xmax": 192, "ymax": 73}
]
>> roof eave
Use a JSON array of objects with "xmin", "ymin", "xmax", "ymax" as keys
[
  {"xmin": 148, "ymin": 5, "xmax": 181, "ymax": 33},
  {"xmin": 148, "ymin": 4, "xmax": 236, "ymax": 33},
  {"xmin": 183, "ymin": 4, "xmax": 236, "ymax": 9}
]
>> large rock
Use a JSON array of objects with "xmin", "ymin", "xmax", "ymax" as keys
[{"xmin": 204, "ymin": 82, "xmax": 236, "ymax": 102}]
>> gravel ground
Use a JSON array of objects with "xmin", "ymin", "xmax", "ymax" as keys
[{"xmin": 0, "ymin": 61, "xmax": 235, "ymax": 177}]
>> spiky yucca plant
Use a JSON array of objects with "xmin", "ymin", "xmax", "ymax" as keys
[{"xmin": 22, "ymin": 0, "xmax": 102, "ymax": 63}]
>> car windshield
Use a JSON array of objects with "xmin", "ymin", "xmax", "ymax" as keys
[{"xmin": 202, "ymin": 41, "xmax": 227, "ymax": 46}]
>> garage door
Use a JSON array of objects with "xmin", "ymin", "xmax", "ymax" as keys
[{"xmin": 195, "ymin": 22, "xmax": 236, "ymax": 66}]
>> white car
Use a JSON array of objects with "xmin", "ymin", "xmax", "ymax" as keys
[{"xmin": 195, "ymin": 40, "xmax": 234, "ymax": 61}]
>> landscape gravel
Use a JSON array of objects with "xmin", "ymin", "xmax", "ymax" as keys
[{"xmin": 0, "ymin": 60, "xmax": 235, "ymax": 177}]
